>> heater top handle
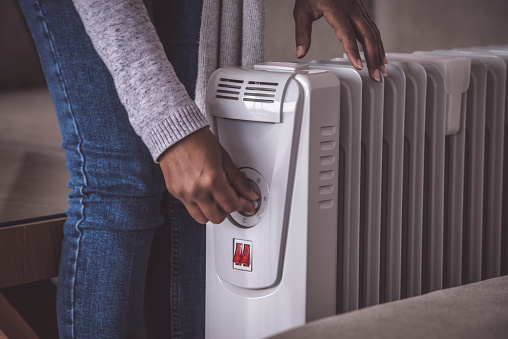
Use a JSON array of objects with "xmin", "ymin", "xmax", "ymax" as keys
[
  {"xmin": 253, "ymin": 62, "xmax": 309, "ymax": 71},
  {"xmin": 205, "ymin": 63, "xmax": 311, "ymax": 124},
  {"xmin": 387, "ymin": 53, "xmax": 471, "ymax": 135},
  {"xmin": 319, "ymin": 58, "xmax": 385, "ymax": 83}
]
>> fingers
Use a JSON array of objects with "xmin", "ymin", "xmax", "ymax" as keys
[
  {"xmin": 295, "ymin": 0, "xmax": 387, "ymax": 81},
  {"xmin": 322, "ymin": 8, "xmax": 363, "ymax": 70},
  {"xmin": 349, "ymin": 11, "xmax": 386, "ymax": 80},
  {"xmin": 293, "ymin": 0, "xmax": 314, "ymax": 58},
  {"xmin": 343, "ymin": 3, "xmax": 386, "ymax": 81},
  {"xmin": 357, "ymin": 0, "xmax": 387, "ymax": 64},
  {"xmin": 222, "ymin": 150, "xmax": 259, "ymax": 202},
  {"xmin": 184, "ymin": 202, "xmax": 208, "ymax": 225},
  {"xmin": 191, "ymin": 157, "xmax": 257, "ymax": 224},
  {"xmin": 197, "ymin": 195, "xmax": 229, "ymax": 225},
  {"xmin": 212, "ymin": 178, "xmax": 256, "ymax": 219},
  {"xmin": 191, "ymin": 173, "xmax": 255, "ymax": 224},
  {"xmin": 350, "ymin": 17, "xmax": 382, "ymax": 80}
]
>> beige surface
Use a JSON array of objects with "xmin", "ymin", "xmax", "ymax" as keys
[
  {"xmin": 271, "ymin": 275, "xmax": 508, "ymax": 339},
  {"xmin": 0, "ymin": 88, "xmax": 69, "ymax": 224}
]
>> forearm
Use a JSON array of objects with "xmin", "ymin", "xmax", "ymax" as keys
[{"xmin": 72, "ymin": 0, "xmax": 209, "ymax": 161}]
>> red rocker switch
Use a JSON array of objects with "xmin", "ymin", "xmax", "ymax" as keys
[
  {"xmin": 233, "ymin": 239, "xmax": 252, "ymax": 272},
  {"xmin": 240, "ymin": 245, "xmax": 250, "ymax": 267},
  {"xmin": 233, "ymin": 243, "xmax": 243, "ymax": 265}
]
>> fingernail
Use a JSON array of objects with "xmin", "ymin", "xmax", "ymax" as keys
[
  {"xmin": 380, "ymin": 65, "xmax": 388, "ymax": 77},
  {"xmin": 357, "ymin": 59, "xmax": 364, "ymax": 70},
  {"xmin": 374, "ymin": 69, "xmax": 381, "ymax": 82},
  {"xmin": 383, "ymin": 56, "xmax": 389, "ymax": 64},
  {"xmin": 296, "ymin": 46, "xmax": 304, "ymax": 58}
]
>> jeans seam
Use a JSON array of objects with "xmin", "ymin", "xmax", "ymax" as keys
[
  {"xmin": 170, "ymin": 207, "xmax": 182, "ymax": 338},
  {"xmin": 35, "ymin": 1, "xmax": 88, "ymax": 337}
]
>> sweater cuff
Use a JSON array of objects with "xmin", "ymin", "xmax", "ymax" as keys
[{"xmin": 143, "ymin": 104, "xmax": 210, "ymax": 162}]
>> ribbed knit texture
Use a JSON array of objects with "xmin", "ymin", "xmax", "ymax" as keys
[
  {"xmin": 72, "ymin": 0, "xmax": 265, "ymax": 162},
  {"xmin": 195, "ymin": 0, "xmax": 265, "ymax": 112}
]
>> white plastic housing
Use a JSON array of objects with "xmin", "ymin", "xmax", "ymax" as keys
[
  {"xmin": 387, "ymin": 53, "xmax": 471, "ymax": 135},
  {"xmin": 205, "ymin": 63, "xmax": 340, "ymax": 338}
]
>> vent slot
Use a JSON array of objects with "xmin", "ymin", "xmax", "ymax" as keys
[
  {"xmin": 215, "ymin": 78, "xmax": 279, "ymax": 104},
  {"xmin": 243, "ymin": 81, "xmax": 277, "ymax": 103},
  {"xmin": 220, "ymin": 78, "xmax": 244, "ymax": 84},
  {"xmin": 216, "ymin": 78, "xmax": 243, "ymax": 101},
  {"xmin": 219, "ymin": 83, "xmax": 241, "ymax": 89},
  {"xmin": 319, "ymin": 200, "xmax": 334, "ymax": 209},
  {"xmin": 244, "ymin": 92, "xmax": 275, "ymax": 98},
  {"xmin": 243, "ymin": 98, "xmax": 274, "ymax": 103},
  {"xmin": 216, "ymin": 95, "xmax": 238, "ymax": 101},
  {"xmin": 245, "ymin": 86, "xmax": 276, "ymax": 92},
  {"xmin": 248, "ymin": 81, "xmax": 278, "ymax": 86},
  {"xmin": 217, "ymin": 89, "xmax": 240, "ymax": 95}
]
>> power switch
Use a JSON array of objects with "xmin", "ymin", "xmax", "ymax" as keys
[
  {"xmin": 233, "ymin": 243, "xmax": 243, "ymax": 265},
  {"xmin": 233, "ymin": 239, "xmax": 252, "ymax": 272},
  {"xmin": 240, "ymin": 245, "xmax": 251, "ymax": 267}
]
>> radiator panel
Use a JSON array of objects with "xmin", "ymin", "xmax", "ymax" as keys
[
  {"xmin": 453, "ymin": 50, "xmax": 506, "ymax": 279},
  {"xmin": 333, "ymin": 68, "xmax": 362, "ymax": 313},
  {"xmin": 379, "ymin": 64, "xmax": 405, "ymax": 303},
  {"xmin": 205, "ymin": 46, "xmax": 507, "ymax": 338},
  {"xmin": 390, "ymin": 61, "xmax": 427, "ymax": 299},
  {"xmin": 469, "ymin": 47, "xmax": 508, "ymax": 276}
]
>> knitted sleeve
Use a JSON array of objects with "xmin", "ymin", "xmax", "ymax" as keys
[{"xmin": 71, "ymin": 0, "xmax": 209, "ymax": 162}]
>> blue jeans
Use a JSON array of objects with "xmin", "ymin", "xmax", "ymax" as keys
[{"xmin": 17, "ymin": 0, "xmax": 205, "ymax": 337}]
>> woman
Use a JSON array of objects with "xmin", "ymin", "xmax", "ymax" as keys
[{"xmin": 18, "ymin": 0, "xmax": 386, "ymax": 337}]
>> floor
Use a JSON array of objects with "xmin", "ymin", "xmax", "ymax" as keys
[{"xmin": 0, "ymin": 87, "xmax": 69, "ymax": 225}]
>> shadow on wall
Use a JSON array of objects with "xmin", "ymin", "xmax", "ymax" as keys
[{"xmin": 373, "ymin": 0, "xmax": 508, "ymax": 53}]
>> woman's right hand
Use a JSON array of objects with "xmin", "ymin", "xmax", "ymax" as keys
[{"xmin": 159, "ymin": 127, "xmax": 258, "ymax": 224}]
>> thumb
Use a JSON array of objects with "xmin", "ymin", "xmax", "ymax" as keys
[
  {"xmin": 293, "ymin": 0, "xmax": 313, "ymax": 58},
  {"xmin": 222, "ymin": 150, "xmax": 259, "ymax": 202}
]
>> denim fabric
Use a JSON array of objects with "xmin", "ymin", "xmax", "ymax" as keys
[{"xmin": 17, "ymin": 0, "xmax": 205, "ymax": 338}]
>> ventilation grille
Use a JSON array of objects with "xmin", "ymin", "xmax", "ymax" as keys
[
  {"xmin": 318, "ymin": 125, "xmax": 338, "ymax": 210},
  {"xmin": 216, "ymin": 78, "xmax": 242, "ymax": 101},
  {"xmin": 216, "ymin": 78, "xmax": 278, "ymax": 103}
]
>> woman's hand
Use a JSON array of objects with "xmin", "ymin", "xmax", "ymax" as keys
[
  {"xmin": 159, "ymin": 128, "xmax": 258, "ymax": 224},
  {"xmin": 294, "ymin": 0, "xmax": 387, "ymax": 81}
]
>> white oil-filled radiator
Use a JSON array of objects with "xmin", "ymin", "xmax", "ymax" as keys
[{"xmin": 204, "ymin": 45, "xmax": 508, "ymax": 339}]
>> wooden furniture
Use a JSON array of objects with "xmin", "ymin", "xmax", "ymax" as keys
[
  {"xmin": 0, "ymin": 217, "xmax": 64, "ymax": 339},
  {"xmin": 0, "ymin": 217, "xmax": 65, "ymax": 289},
  {"xmin": 0, "ymin": 87, "xmax": 68, "ymax": 338}
]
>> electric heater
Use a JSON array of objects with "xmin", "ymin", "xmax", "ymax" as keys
[{"xmin": 205, "ymin": 45, "xmax": 508, "ymax": 339}]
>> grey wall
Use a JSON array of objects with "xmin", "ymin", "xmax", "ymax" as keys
[
  {"xmin": 374, "ymin": 0, "xmax": 508, "ymax": 53},
  {"xmin": 2, "ymin": 0, "xmax": 508, "ymax": 90},
  {"xmin": 265, "ymin": 0, "xmax": 508, "ymax": 61},
  {"xmin": 266, "ymin": 0, "xmax": 348, "ymax": 63}
]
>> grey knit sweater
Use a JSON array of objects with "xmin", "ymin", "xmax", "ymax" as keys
[{"xmin": 72, "ymin": 0, "xmax": 265, "ymax": 161}]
